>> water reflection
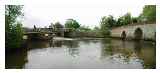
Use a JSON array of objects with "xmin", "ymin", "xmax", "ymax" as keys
[
  {"xmin": 134, "ymin": 41, "xmax": 142, "ymax": 54},
  {"xmin": 6, "ymin": 49, "xmax": 28, "ymax": 69},
  {"xmin": 100, "ymin": 39, "xmax": 155, "ymax": 68},
  {"xmin": 5, "ymin": 38, "xmax": 156, "ymax": 69},
  {"xmin": 27, "ymin": 41, "xmax": 50, "ymax": 49},
  {"xmin": 133, "ymin": 40, "xmax": 156, "ymax": 69},
  {"xmin": 65, "ymin": 40, "xmax": 79, "ymax": 57},
  {"xmin": 51, "ymin": 40, "xmax": 63, "ymax": 47}
]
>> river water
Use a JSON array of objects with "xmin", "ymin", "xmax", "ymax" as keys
[{"xmin": 6, "ymin": 38, "xmax": 156, "ymax": 69}]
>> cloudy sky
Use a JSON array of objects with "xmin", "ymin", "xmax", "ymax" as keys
[{"xmin": 23, "ymin": 0, "xmax": 156, "ymax": 28}]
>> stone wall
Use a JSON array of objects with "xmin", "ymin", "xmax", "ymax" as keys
[
  {"xmin": 111, "ymin": 24, "xmax": 156, "ymax": 41},
  {"xmin": 67, "ymin": 31, "xmax": 103, "ymax": 38}
]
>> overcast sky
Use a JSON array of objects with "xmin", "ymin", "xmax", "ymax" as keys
[{"xmin": 23, "ymin": 0, "xmax": 156, "ymax": 28}]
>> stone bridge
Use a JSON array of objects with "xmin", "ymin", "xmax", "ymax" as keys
[
  {"xmin": 23, "ymin": 27, "xmax": 74, "ymax": 40},
  {"xmin": 111, "ymin": 24, "xmax": 156, "ymax": 41}
]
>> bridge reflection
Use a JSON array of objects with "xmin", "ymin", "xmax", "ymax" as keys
[{"xmin": 100, "ymin": 39, "xmax": 156, "ymax": 68}]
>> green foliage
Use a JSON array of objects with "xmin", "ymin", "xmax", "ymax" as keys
[
  {"xmin": 139, "ymin": 5, "xmax": 156, "ymax": 23},
  {"xmin": 92, "ymin": 26, "xmax": 103, "ymax": 37},
  {"xmin": 52, "ymin": 22, "xmax": 64, "ymax": 32},
  {"xmin": 5, "ymin": 5, "xmax": 23, "ymax": 26},
  {"xmin": 100, "ymin": 15, "xmax": 116, "ymax": 28},
  {"xmin": 92, "ymin": 26, "xmax": 100, "ymax": 32},
  {"xmin": 132, "ymin": 17, "xmax": 138, "ymax": 23},
  {"xmin": 54, "ymin": 22, "xmax": 63, "ymax": 28},
  {"xmin": 100, "ymin": 26, "xmax": 110, "ymax": 37},
  {"xmin": 65, "ymin": 19, "xmax": 80, "ymax": 29},
  {"xmin": 78, "ymin": 25, "xmax": 91, "ymax": 32},
  {"xmin": 99, "ymin": 13, "xmax": 132, "ymax": 37},
  {"xmin": 123, "ymin": 13, "xmax": 132, "ymax": 25},
  {"xmin": 117, "ymin": 13, "xmax": 132, "ymax": 26},
  {"xmin": 7, "ymin": 23, "xmax": 23, "ymax": 48},
  {"xmin": 117, "ymin": 16, "xmax": 125, "ymax": 26},
  {"xmin": 5, "ymin": 5, "xmax": 23, "ymax": 49},
  {"xmin": 100, "ymin": 15, "xmax": 116, "ymax": 37}
]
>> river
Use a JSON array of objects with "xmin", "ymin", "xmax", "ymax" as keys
[{"xmin": 6, "ymin": 38, "xmax": 156, "ymax": 69}]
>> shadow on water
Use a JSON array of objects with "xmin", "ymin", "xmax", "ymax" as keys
[
  {"xmin": 27, "ymin": 40, "xmax": 51, "ymax": 50},
  {"xmin": 5, "ymin": 49, "xmax": 28, "ymax": 69}
]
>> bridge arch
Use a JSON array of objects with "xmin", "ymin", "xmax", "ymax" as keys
[
  {"xmin": 121, "ymin": 30, "xmax": 126, "ymax": 40},
  {"xmin": 134, "ymin": 27, "xmax": 143, "ymax": 40}
]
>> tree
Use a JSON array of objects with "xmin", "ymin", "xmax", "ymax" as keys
[
  {"xmin": 49, "ymin": 23, "xmax": 54, "ymax": 28},
  {"xmin": 55, "ymin": 22, "xmax": 63, "ymax": 28},
  {"xmin": 132, "ymin": 17, "xmax": 138, "ymax": 23},
  {"xmin": 54, "ymin": 22, "xmax": 63, "ymax": 31},
  {"xmin": 5, "ymin": 5, "xmax": 23, "ymax": 49},
  {"xmin": 117, "ymin": 17, "xmax": 124, "ymax": 26},
  {"xmin": 100, "ymin": 15, "xmax": 116, "ymax": 37},
  {"xmin": 78, "ymin": 25, "xmax": 91, "ymax": 32},
  {"xmin": 65, "ymin": 19, "xmax": 80, "ymax": 29},
  {"xmin": 123, "ymin": 13, "xmax": 132, "ymax": 25},
  {"xmin": 93, "ymin": 26, "xmax": 100, "ymax": 31},
  {"xmin": 139, "ymin": 5, "xmax": 156, "ymax": 23},
  {"xmin": 116, "ymin": 13, "xmax": 132, "ymax": 26},
  {"xmin": 100, "ymin": 15, "xmax": 116, "ymax": 28}
]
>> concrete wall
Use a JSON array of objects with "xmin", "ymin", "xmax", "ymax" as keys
[{"xmin": 111, "ymin": 24, "xmax": 156, "ymax": 41}]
